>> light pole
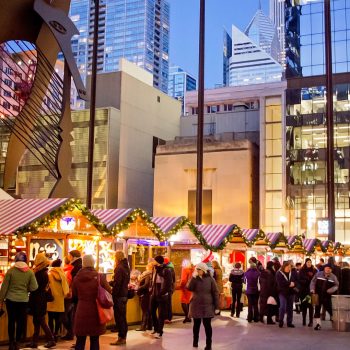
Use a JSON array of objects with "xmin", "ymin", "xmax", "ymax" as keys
[
  {"xmin": 196, "ymin": 0, "xmax": 205, "ymax": 225},
  {"xmin": 280, "ymin": 216, "xmax": 287, "ymax": 235}
]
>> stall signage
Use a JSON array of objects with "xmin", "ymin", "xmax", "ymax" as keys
[
  {"xmin": 60, "ymin": 216, "xmax": 76, "ymax": 231},
  {"xmin": 29, "ymin": 239, "xmax": 63, "ymax": 261}
]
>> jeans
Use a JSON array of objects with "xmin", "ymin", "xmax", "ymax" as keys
[
  {"xmin": 140, "ymin": 295, "xmax": 152, "ymax": 330},
  {"xmin": 6, "ymin": 300, "xmax": 28, "ymax": 342},
  {"xmin": 247, "ymin": 294, "xmax": 259, "ymax": 322},
  {"xmin": 301, "ymin": 301, "xmax": 313, "ymax": 324},
  {"xmin": 151, "ymin": 295, "xmax": 168, "ymax": 335},
  {"xmin": 279, "ymin": 294, "xmax": 294, "ymax": 325},
  {"xmin": 113, "ymin": 297, "xmax": 128, "ymax": 339},
  {"xmin": 32, "ymin": 315, "xmax": 54, "ymax": 343},
  {"xmin": 62, "ymin": 299, "xmax": 74, "ymax": 337},
  {"xmin": 231, "ymin": 286, "xmax": 242, "ymax": 317},
  {"xmin": 193, "ymin": 318, "xmax": 212, "ymax": 347},
  {"xmin": 75, "ymin": 335, "xmax": 99, "ymax": 350},
  {"xmin": 167, "ymin": 292, "xmax": 173, "ymax": 321},
  {"xmin": 48, "ymin": 311, "xmax": 63, "ymax": 336}
]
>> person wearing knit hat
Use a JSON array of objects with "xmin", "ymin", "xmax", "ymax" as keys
[
  {"xmin": 187, "ymin": 261, "xmax": 220, "ymax": 349},
  {"xmin": 27, "ymin": 253, "xmax": 56, "ymax": 348},
  {"xmin": 82, "ymin": 254, "xmax": 95, "ymax": 268},
  {"xmin": 149, "ymin": 255, "xmax": 173, "ymax": 340},
  {"xmin": 0, "ymin": 250, "xmax": 37, "ymax": 350},
  {"xmin": 72, "ymin": 254, "xmax": 109, "ymax": 349}
]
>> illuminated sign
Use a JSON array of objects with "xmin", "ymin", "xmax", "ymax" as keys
[{"xmin": 60, "ymin": 217, "xmax": 76, "ymax": 231}]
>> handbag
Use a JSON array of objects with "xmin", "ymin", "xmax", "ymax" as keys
[
  {"xmin": 311, "ymin": 293, "xmax": 319, "ymax": 306},
  {"xmin": 96, "ymin": 299, "xmax": 113, "ymax": 325},
  {"xmin": 127, "ymin": 288, "xmax": 135, "ymax": 300},
  {"xmin": 45, "ymin": 284, "xmax": 54, "ymax": 302},
  {"xmin": 97, "ymin": 274, "xmax": 113, "ymax": 309},
  {"xmin": 267, "ymin": 296, "xmax": 277, "ymax": 305}
]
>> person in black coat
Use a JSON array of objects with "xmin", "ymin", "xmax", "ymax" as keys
[
  {"xmin": 259, "ymin": 261, "xmax": 278, "ymax": 324},
  {"xmin": 299, "ymin": 258, "xmax": 317, "ymax": 327},
  {"xmin": 229, "ymin": 263, "xmax": 244, "ymax": 318},
  {"xmin": 150, "ymin": 255, "xmax": 173, "ymax": 339},
  {"xmin": 276, "ymin": 261, "xmax": 297, "ymax": 328},
  {"xmin": 27, "ymin": 253, "xmax": 56, "ymax": 349},
  {"xmin": 340, "ymin": 262, "xmax": 350, "ymax": 295},
  {"xmin": 328, "ymin": 257, "xmax": 341, "ymax": 291},
  {"xmin": 110, "ymin": 250, "xmax": 130, "ymax": 346}
]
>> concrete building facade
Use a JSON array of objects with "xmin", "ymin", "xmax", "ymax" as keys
[{"xmin": 154, "ymin": 81, "xmax": 287, "ymax": 232}]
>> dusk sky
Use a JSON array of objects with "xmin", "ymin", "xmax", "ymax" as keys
[{"xmin": 168, "ymin": 0, "xmax": 270, "ymax": 88}]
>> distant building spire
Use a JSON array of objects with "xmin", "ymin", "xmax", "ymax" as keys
[{"xmin": 258, "ymin": 0, "xmax": 262, "ymax": 10}]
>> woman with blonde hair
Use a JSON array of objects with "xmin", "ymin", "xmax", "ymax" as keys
[
  {"xmin": 136, "ymin": 262, "xmax": 154, "ymax": 331},
  {"xmin": 180, "ymin": 259, "xmax": 193, "ymax": 323}
]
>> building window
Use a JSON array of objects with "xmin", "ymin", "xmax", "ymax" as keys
[
  {"xmin": 4, "ymin": 79, "xmax": 12, "ymax": 87},
  {"xmin": 188, "ymin": 189, "xmax": 212, "ymax": 224},
  {"xmin": 2, "ymin": 101, "xmax": 10, "ymax": 109},
  {"xmin": 152, "ymin": 136, "xmax": 165, "ymax": 168},
  {"xmin": 3, "ymin": 90, "xmax": 11, "ymax": 97}
]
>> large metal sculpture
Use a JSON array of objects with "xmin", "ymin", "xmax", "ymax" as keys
[{"xmin": 0, "ymin": 0, "xmax": 87, "ymax": 197}]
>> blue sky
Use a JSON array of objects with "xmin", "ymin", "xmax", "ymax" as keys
[{"xmin": 168, "ymin": 0, "xmax": 269, "ymax": 87}]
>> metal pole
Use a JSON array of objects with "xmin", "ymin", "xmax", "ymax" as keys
[
  {"xmin": 87, "ymin": 0, "xmax": 100, "ymax": 209},
  {"xmin": 324, "ymin": 0, "xmax": 335, "ymax": 241},
  {"xmin": 196, "ymin": 0, "xmax": 205, "ymax": 225}
]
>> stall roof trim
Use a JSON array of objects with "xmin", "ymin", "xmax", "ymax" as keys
[
  {"xmin": 0, "ymin": 198, "xmax": 69, "ymax": 235},
  {"xmin": 266, "ymin": 232, "xmax": 283, "ymax": 245},
  {"xmin": 241, "ymin": 228, "xmax": 260, "ymax": 242},
  {"xmin": 91, "ymin": 208, "xmax": 133, "ymax": 229},
  {"xmin": 303, "ymin": 238, "xmax": 318, "ymax": 253},
  {"xmin": 196, "ymin": 224, "xmax": 235, "ymax": 248},
  {"xmin": 151, "ymin": 216, "xmax": 186, "ymax": 233}
]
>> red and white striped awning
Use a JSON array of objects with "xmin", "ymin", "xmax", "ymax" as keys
[
  {"xmin": 91, "ymin": 208, "xmax": 133, "ymax": 229},
  {"xmin": 196, "ymin": 224, "xmax": 235, "ymax": 248},
  {"xmin": 151, "ymin": 216, "xmax": 185, "ymax": 233},
  {"xmin": 0, "ymin": 198, "xmax": 69, "ymax": 235}
]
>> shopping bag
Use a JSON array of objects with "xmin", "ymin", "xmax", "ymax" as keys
[
  {"xmin": 97, "ymin": 274, "xmax": 113, "ymax": 308},
  {"xmin": 96, "ymin": 300, "xmax": 113, "ymax": 325},
  {"xmin": 219, "ymin": 293, "xmax": 225, "ymax": 309},
  {"xmin": 311, "ymin": 293, "xmax": 319, "ymax": 306},
  {"xmin": 267, "ymin": 296, "xmax": 277, "ymax": 305}
]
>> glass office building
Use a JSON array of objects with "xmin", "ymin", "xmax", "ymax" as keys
[
  {"xmin": 168, "ymin": 66, "xmax": 197, "ymax": 114},
  {"xmin": 69, "ymin": 0, "xmax": 170, "ymax": 93},
  {"xmin": 285, "ymin": 0, "xmax": 350, "ymax": 242}
]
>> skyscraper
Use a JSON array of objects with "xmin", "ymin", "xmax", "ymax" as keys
[
  {"xmin": 223, "ymin": 7, "xmax": 282, "ymax": 87},
  {"xmin": 285, "ymin": 0, "xmax": 350, "ymax": 241},
  {"xmin": 269, "ymin": 0, "xmax": 285, "ymax": 65},
  {"xmin": 69, "ymin": 0, "xmax": 170, "ymax": 93},
  {"xmin": 168, "ymin": 66, "xmax": 197, "ymax": 114}
]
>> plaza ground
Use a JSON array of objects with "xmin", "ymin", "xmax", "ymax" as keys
[{"xmin": 1, "ymin": 309, "xmax": 349, "ymax": 350}]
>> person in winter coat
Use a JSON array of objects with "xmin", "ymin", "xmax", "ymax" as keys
[
  {"xmin": 340, "ymin": 262, "xmax": 350, "ymax": 295},
  {"xmin": 244, "ymin": 261, "xmax": 260, "ymax": 323},
  {"xmin": 136, "ymin": 262, "xmax": 154, "ymax": 331},
  {"xmin": 62, "ymin": 251, "xmax": 82, "ymax": 341},
  {"xmin": 164, "ymin": 257, "xmax": 176, "ymax": 322},
  {"xmin": 110, "ymin": 250, "xmax": 130, "ymax": 346},
  {"xmin": 310, "ymin": 264, "xmax": 339, "ymax": 331},
  {"xmin": 26, "ymin": 253, "xmax": 56, "ymax": 349},
  {"xmin": 0, "ymin": 252, "xmax": 38, "ymax": 350},
  {"xmin": 72, "ymin": 255, "xmax": 109, "ymax": 350},
  {"xmin": 328, "ymin": 257, "xmax": 341, "ymax": 291},
  {"xmin": 298, "ymin": 258, "xmax": 317, "ymax": 327},
  {"xmin": 229, "ymin": 262, "xmax": 244, "ymax": 318},
  {"xmin": 180, "ymin": 260, "xmax": 193, "ymax": 323},
  {"xmin": 150, "ymin": 256, "xmax": 173, "ymax": 339},
  {"xmin": 47, "ymin": 259, "xmax": 69, "ymax": 340},
  {"xmin": 272, "ymin": 257, "xmax": 281, "ymax": 273},
  {"xmin": 187, "ymin": 262, "xmax": 219, "ymax": 350},
  {"xmin": 259, "ymin": 261, "xmax": 278, "ymax": 324},
  {"xmin": 276, "ymin": 261, "xmax": 297, "ymax": 328}
]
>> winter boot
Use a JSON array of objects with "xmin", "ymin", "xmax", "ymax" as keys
[{"xmin": 110, "ymin": 338, "xmax": 127, "ymax": 346}]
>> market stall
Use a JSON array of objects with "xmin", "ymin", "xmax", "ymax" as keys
[
  {"xmin": 265, "ymin": 232, "xmax": 288, "ymax": 262},
  {"xmin": 242, "ymin": 228, "xmax": 269, "ymax": 266},
  {"xmin": 283, "ymin": 235, "xmax": 306, "ymax": 263}
]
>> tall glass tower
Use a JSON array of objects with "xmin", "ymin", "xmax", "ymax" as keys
[
  {"xmin": 69, "ymin": 0, "xmax": 170, "ymax": 93},
  {"xmin": 285, "ymin": 0, "xmax": 350, "ymax": 242}
]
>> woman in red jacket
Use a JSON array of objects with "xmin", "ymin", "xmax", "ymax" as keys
[{"xmin": 180, "ymin": 260, "xmax": 193, "ymax": 323}]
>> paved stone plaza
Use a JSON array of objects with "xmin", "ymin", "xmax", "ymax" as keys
[{"xmin": 1, "ymin": 310, "xmax": 349, "ymax": 350}]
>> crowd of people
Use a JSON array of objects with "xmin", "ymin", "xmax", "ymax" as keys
[{"xmin": 0, "ymin": 249, "xmax": 349, "ymax": 350}]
